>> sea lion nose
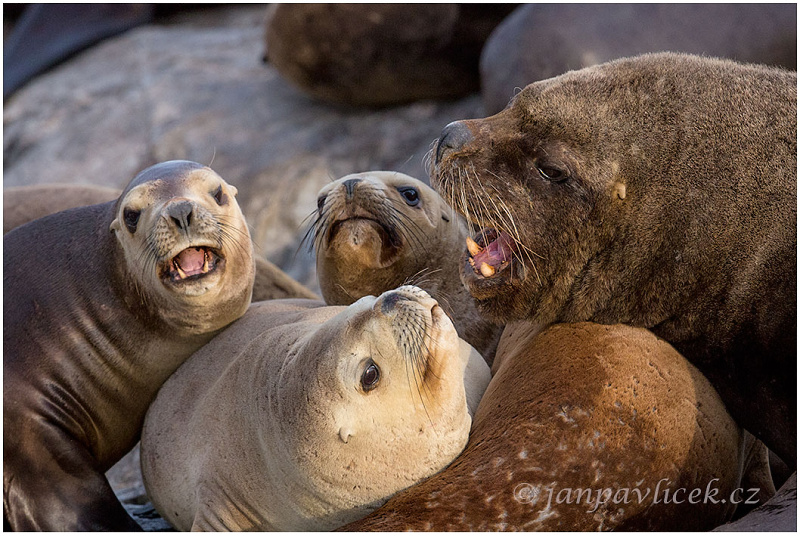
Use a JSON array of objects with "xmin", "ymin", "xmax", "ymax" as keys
[
  {"xmin": 167, "ymin": 200, "xmax": 194, "ymax": 231},
  {"xmin": 380, "ymin": 291, "xmax": 403, "ymax": 314},
  {"xmin": 342, "ymin": 178, "xmax": 361, "ymax": 200},
  {"xmin": 436, "ymin": 121, "xmax": 473, "ymax": 164}
]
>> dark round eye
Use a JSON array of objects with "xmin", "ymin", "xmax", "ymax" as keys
[
  {"xmin": 536, "ymin": 162, "xmax": 568, "ymax": 183},
  {"xmin": 123, "ymin": 208, "xmax": 141, "ymax": 234},
  {"xmin": 212, "ymin": 185, "xmax": 227, "ymax": 206},
  {"xmin": 397, "ymin": 187, "xmax": 420, "ymax": 206},
  {"xmin": 360, "ymin": 359, "xmax": 381, "ymax": 392},
  {"xmin": 317, "ymin": 195, "xmax": 327, "ymax": 213}
]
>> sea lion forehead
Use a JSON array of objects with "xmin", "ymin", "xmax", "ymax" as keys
[{"xmin": 120, "ymin": 160, "xmax": 211, "ymax": 197}]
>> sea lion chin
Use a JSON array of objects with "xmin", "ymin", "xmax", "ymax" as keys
[{"xmin": 430, "ymin": 53, "xmax": 796, "ymax": 464}]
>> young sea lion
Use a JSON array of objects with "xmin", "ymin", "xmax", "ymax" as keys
[
  {"xmin": 310, "ymin": 171, "xmax": 503, "ymax": 361},
  {"xmin": 3, "ymin": 161, "xmax": 255, "ymax": 530},
  {"xmin": 141, "ymin": 286, "xmax": 490, "ymax": 530}
]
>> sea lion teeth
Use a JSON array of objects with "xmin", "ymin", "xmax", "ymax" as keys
[
  {"xmin": 173, "ymin": 261, "xmax": 188, "ymax": 280},
  {"xmin": 202, "ymin": 250, "xmax": 209, "ymax": 273},
  {"xmin": 466, "ymin": 236, "xmax": 482, "ymax": 256},
  {"xmin": 480, "ymin": 263, "xmax": 495, "ymax": 277}
]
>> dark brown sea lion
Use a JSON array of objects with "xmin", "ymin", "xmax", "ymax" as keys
[
  {"xmin": 431, "ymin": 53, "xmax": 797, "ymax": 464},
  {"xmin": 2, "ymin": 183, "xmax": 318, "ymax": 302},
  {"xmin": 3, "ymin": 161, "xmax": 255, "ymax": 530},
  {"xmin": 263, "ymin": 4, "xmax": 515, "ymax": 107},
  {"xmin": 342, "ymin": 322, "xmax": 761, "ymax": 531}
]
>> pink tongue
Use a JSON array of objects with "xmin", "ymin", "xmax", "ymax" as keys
[
  {"xmin": 473, "ymin": 231, "xmax": 514, "ymax": 268},
  {"xmin": 176, "ymin": 248, "xmax": 205, "ymax": 275}
]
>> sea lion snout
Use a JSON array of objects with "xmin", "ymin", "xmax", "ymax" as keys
[
  {"xmin": 166, "ymin": 199, "xmax": 194, "ymax": 231},
  {"xmin": 342, "ymin": 177, "xmax": 360, "ymax": 199},
  {"xmin": 435, "ymin": 120, "xmax": 473, "ymax": 163}
]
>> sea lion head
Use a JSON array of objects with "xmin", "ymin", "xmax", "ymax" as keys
[
  {"xmin": 110, "ymin": 160, "xmax": 255, "ymax": 334},
  {"xmin": 309, "ymin": 171, "xmax": 465, "ymax": 305},
  {"xmin": 269, "ymin": 285, "xmax": 487, "ymax": 527},
  {"xmin": 430, "ymin": 54, "xmax": 693, "ymax": 324}
]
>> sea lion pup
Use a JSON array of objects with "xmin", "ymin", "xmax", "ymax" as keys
[
  {"xmin": 2, "ymin": 183, "xmax": 319, "ymax": 301},
  {"xmin": 342, "ymin": 322, "xmax": 762, "ymax": 531},
  {"xmin": 310, "ymin": 171, "xmax": 503, "ymax": 361},
  {"xmin": 3, "ymin": 161, "xmax": 255, "ymax": 531},
  {"xmin": 431, "ymin": 53, "xmax": 797, "ymax": 464},
  {"xmin": 141, "ymin": 286, "xmax": 491, "ymax": 531}
]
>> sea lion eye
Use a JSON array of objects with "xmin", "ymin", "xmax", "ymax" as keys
[
  {"xmin": 398, "ymin": 187, "xmax": 420, "ymax": 206},
  {"xmin": 361, "ymin": 359, "xmax": 381, "ymax": 392},
  {"xmin": 123, "ymin": 208, "xmax": 141, "ymax": 233},
  {"xmin": 536, "ymin": 162, "xmax": 568, "ymax": 183},
  {"xmin": 212, "ymin": 185, "xmax": 227, "ymax": 206}
]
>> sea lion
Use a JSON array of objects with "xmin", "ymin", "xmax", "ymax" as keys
[
  {"xmin": 2, "ymin": 183, "xmax": 319, "ymax": 302},
  {"xmin": 480, "ymin": 4, "xmax": 797, "ymax": 114},
  {"xmin": 310, "ymin": 171, "xmax": 502, "ymax": 361},
  {"xmin": 342, "ymin": 322, "xmax": 764, "ymax": 531},
  {"xmin": 431, "ymin": 53, "xmax": 797, "ymax": 464},
  {"xmin": 141, "ymin": 286, "xmax": 491, "ymax": 531},
  {"xmin": 263, "ymin": 4, "xmax": 515, "ymax": 107},
  {"xmin": 3, "ymin": 160, "xmax": 255, "ymax": 530}
]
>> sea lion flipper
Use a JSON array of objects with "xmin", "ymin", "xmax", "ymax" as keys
[{"xmin": 4, "ymin": 431, "xmax": 141, "ymax": 531}]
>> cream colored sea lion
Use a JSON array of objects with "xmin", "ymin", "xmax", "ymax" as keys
[
  {"xmin": 141, "ymin": 286, "xmax": 491, "ymax": 531},
  {"xmin": 431, "ymin": 53, "xmax": 797, "ymax": 464},
  {"xmin": 311, "ymin": 171, "xmax": 503, "ymax": 361},
  {"xmin": 2, "ymin": 183, "xmax": 318, "ymax": 301},
  {"xmin": 4, "ymin": 161, "xmax": 255, "ymax": 530},
  {"xmin": 342, "ymin": 322, "xmax": 769, "ymax": 531}
]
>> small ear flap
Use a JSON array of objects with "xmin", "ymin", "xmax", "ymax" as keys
[
  {"xmin": 229, "ymin": 185, "xmax": 238, "ymax": 197},
  {"xmin": 613, "ymin": 182, "xmax": 627, "ymax": 201},
  {"xmin": 109, "ymin": 218, "xmax": 120, "ymax": 232},
  {"xmin": 338, "ymin": 427, "xmax": 354, "ymax": 444}
]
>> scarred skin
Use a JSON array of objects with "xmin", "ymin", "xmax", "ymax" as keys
[
  {"xmin": 3, "ymin": 161, "xmax": 255, "ymax": 530},
  {"xmin": 431, "ymin": 53, "xmax": 797, "ymax": 464}
]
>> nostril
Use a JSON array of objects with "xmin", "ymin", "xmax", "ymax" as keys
[
  {"xmin": 380, "ymin": 292, "xmax": 402, "ymax": 314},
  {"xmin": 435, "ymin": 121, "xmax": 473, "ymax": 164},
  {"xmin": 342, "ymin": 178, "xmax": 360, "ymax": 200},
  {"xmin": 168, "ymin": 201, "xmax": 194, "ymax": 231}
]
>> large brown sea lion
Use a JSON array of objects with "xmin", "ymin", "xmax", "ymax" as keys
[{"xmin": 431, "ymin": 52, "xmax": 797, "ymax": 464}]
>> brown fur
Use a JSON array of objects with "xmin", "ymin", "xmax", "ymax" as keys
[
  {"xmin": 342, "ymin": 322, "xmax": 758, "ymax": 531},
  {"xmin": 3, "ymin": 161, "xmax": 254, "ymax": 530},
  {"xmin": 2, "ymin": 183, "xmax": 318, "ymax": 302},
  {"xmin": 431, "ymin": 53, "xmax": 796, "ymax": 463}
]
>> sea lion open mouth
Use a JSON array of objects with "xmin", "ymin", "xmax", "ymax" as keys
[
  {"xmin": 465, "ymin": 228, "xmax": 516, "ymax": 278},
  {"xmin": 163, "ymin": 246, "xmax": 223, "ymax": 283}
]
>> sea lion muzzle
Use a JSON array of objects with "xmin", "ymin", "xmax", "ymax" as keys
[{"xmin": 435, "ymin": 120, "xmax": 473, "ymax": 163}]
